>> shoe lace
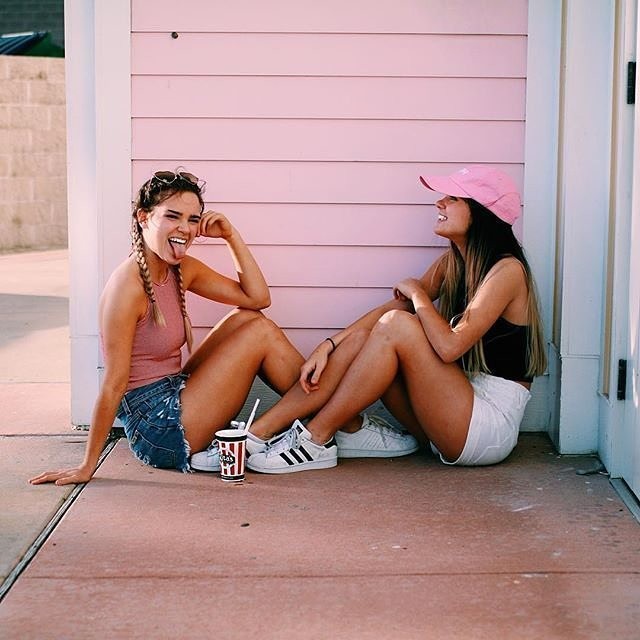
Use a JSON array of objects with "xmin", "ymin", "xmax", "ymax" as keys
[
  {"xmin": 265, "ymin": 424, "xmax": 301, "ymax": 457},
  {"xmin": 365, "ymin": 414, "xmax": 404, "ymax": 445}
]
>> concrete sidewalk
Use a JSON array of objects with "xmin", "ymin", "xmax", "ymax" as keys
[
  {"xmin": 1, "ymin": 249, "xmax": 639, "ymax": 639},
  {"xmin": 0, "ymin": 250, "xmax": 88, "ymax": 607}
]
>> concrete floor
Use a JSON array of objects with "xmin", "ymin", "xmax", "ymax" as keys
[{"xmin": 1, "ymin": 250, "xmax": 639, "ymax": 639}]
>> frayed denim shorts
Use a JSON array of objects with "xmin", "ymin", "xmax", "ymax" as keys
[
  {"xmin": 431, "ymin": 373, "xmax": 531, "ymax": 466},
  {"xmin": 116, "ymin": 374, "xmax": 191, "ymax": 472}
]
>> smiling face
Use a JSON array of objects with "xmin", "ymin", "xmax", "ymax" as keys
[
  {"xmin": 138, "ymin": 191, "xmax": 202, "ymax": 265},
  {"xmin": 433, "ymin": 195, "xmax": 472, "ymax": 247}
]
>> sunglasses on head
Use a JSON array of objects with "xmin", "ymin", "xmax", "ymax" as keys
[{"xmin": 152, "ymin": 169, "xmax": 200, "ymax": 186}]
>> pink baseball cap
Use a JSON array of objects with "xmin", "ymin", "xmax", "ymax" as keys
[{"xmin": 419, "ymin": 165, "xmax": 521, "ymax": 225}]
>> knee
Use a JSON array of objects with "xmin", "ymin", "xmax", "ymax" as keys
[
  {"xmin": 235, "ymin": 309, "xmax": 286, "ymax": 338},
  {"xmin": 378, "ymin": 309, "xmax": 417, "ymax": 331},
  {"xmin": 247, "ymin": 313, "xmax": 281, "ymax": 339},
  {"xmin": 373, "ymin": 310, "xmax": 421, "ymax": 342}
]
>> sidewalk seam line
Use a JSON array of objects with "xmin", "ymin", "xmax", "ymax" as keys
[
  {"xmin": 11, "ymin": 569, "xmax": 640, "ymax": 581},
  {"xmin": 0, "ymin": 438, "xmax": 118, "ymax": 603}
]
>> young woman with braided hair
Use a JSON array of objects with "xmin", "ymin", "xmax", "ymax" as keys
[{"xmin": 31, "ymin": 169, "xmax": 305, "ymax": 485}]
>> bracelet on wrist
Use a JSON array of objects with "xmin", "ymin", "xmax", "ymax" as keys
[{"xmin": 325, "ymin": 337, "xmax": 336, "ymax": 353}]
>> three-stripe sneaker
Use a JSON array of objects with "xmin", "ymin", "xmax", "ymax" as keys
[{"xmin": 246, "ymin": 420, "xmax": 337, "ymax": 474}]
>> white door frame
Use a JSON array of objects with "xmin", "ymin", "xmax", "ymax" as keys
[
  {"xmin": 598, "ymin": 0, "xmax": 637, "ymax": 482},
  {"xmin": 619, "ymin": 1, "xmax": 640, "ymax": 495}
]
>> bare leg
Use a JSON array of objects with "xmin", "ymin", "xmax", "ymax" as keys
[
  {"xmin": 184, "ymin": 308, "xmax": 267, "ymax": 375},
  {"xmin": 380, "ymin": 375, "xmax": 429, "ymax": 445},
  {"xmin": 249, "ymin": 329, "xmax": 369, "ymax": 440},
  {"xmin": 180, "ymin": 315, "xmax": 304, "ymax": 452},
  {"xmin": 305, "ymin": 310, "xmax": 474, "ymax": 461}
]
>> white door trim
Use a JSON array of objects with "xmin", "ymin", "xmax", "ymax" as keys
[
  {"xmin": 621, "ymin": 1, "xmax": 640, "ymax": 494},
  {"xmin": 600, "ymin": 0, "xmax": 637, "ymax": 477}
]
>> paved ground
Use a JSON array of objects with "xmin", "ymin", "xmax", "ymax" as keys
[{"xmin": 0, "ymin": 249, "xmax": 639, "ymax": 639}]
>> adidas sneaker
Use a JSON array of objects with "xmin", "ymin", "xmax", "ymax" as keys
[{"xmin": 246, "ymin": 420, "xmax": 337, "ymax": 474}]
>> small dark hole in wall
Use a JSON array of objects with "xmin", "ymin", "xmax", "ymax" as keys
[{"xmin": 171, "ymin": 32, "xmax": 179, "ymax": 39}]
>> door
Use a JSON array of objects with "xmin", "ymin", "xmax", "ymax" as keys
[{"xmin": 618, "ymin": 1, "xmax": 640, "ymax": 499}]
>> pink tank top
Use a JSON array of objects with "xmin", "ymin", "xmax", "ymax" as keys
[{"xmin": 126, "ymin": 269, "xmax": 186, "ymax": 391}]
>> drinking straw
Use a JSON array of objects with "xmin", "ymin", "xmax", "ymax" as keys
[{"xmin": 243, "ymin": 398, "xmax": 260, "ymax": 432}]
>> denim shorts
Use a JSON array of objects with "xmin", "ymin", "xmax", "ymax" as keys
[
  {"xmin": 431, "ymin": 373, "xmax": 531, "ymax": 466},
  {"xmin": 116, "ymin": 374, "xmax": 191, "ymax": 472}
]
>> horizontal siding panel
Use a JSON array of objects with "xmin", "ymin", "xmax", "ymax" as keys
[
  {"xmin": 128, "ymin": 1, "xmax": 530, "ymax": 371},
  {"xmin": 132, "ymin": 161, "xmax": 524, "ymax": 204},
  {"xmin": 190, "ymin": 204, "xmax": 448, "ymax": 247},
  {"xmin": 131, "ymin": 33, "xmax": 527, "ymax": 78},
  {"xmin": 132, "ymin": 119, "xmax": 525, "ymax": 162},
  {"xmin": 187, "ymin": 244, "xmax": 441, "ymax": 287},
  {"xmin": 187, "ymin": 203, "xmax": 522, "ymax": 247},
  {"xmin": 189, "ymin": 287, "xmax": 396, "ymax": 328},
  {"xmin": 132, "ymin": 0, "xmax": 527, "ymax": 35},
  {"xmin": 132, "ymin": 76, "xmax": 525, "ymax": 120}
]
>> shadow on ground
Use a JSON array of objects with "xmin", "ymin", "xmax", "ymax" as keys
[{"xmin": 0, "ymin": 294, "xmax": 68, "ymax": 347}]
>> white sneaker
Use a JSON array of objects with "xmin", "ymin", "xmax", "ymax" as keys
[
  {"xmin": 230, "ymin": 420, "xmax": 286, "ymax": 457},
  {"xmin": 190, "ymin": 441, "xmax": 220, "ymax": 472},
  {"xmin": 334, "ymin": 413, "xmax": 419, "ymax": 458},
  {"xmin": 229, "ymin": 420, "xmax": 274, "ymax": 457},
  {"xmin": 190, "ymin": 421, "xmax": 283, "ymax": 471},
  {"xmin": 246, "ymin": 420, "xmax": 338, "ymax": 474}
]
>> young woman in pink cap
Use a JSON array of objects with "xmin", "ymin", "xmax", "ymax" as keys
[
  {"xmin": 30, "ymin": 169, "xmax": 307, "ymax": 485},
  {"xmin": 245, "ymin": 165, "xmax": 547, "ymax": 474}
]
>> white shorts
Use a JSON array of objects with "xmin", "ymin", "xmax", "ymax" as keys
[{"xmin": 431, "ymin": 373, "xmax": 531, "ymax": 466}]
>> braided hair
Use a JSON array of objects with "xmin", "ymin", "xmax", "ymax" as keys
[{"xmin": 130, "ymin": 173, "xmax": 204, "ymax": 353}]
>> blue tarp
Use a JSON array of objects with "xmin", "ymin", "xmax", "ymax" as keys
[{"xmin": 0, "ymin": 32, "xmax": 48, "ymax": 55}]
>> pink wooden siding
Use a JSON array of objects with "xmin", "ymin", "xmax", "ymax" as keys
[
  {"xmin": 131, "ymin": 0, "xmax": 528, "ymax": 355},
  {"xmin": 132, "ymin": 0, "xmax": 527, "ymax": 34}
]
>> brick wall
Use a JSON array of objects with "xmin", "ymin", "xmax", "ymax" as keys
[{"xmin": 0, "ymin": 55, "xmax": 67, "ymax": 251}]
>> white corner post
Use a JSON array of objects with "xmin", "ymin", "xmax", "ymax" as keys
[
  {"xmin": 553, "ymin": 0, "xmax": 615, "ymax": 453},
  {"xmin": 65, "ymin": 0, "xmax": 99, "ymax": 427},
  {"xmin": 65, "ymin": 0, "xmax": 131, "ymax": 427}
]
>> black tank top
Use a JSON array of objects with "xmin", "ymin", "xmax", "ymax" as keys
[{"xmin": 461, "ymin": 316, "xmax": 532, "ymax": 382}]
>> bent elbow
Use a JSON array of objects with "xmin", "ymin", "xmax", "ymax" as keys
[
  {"xmin": 437, "ymin": 345, "xmax": 459, "ymax": 364},
  {"xmin": 249, "ymin": 293, "xmax": 271, "ymax": 310}
]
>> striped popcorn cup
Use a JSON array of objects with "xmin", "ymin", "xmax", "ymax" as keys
[{"xmin": 215, "ymin": 429, "xmax": 247, "ymax": 482}]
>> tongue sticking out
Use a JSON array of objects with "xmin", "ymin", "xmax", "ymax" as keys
[{"xmin": 169, "ymin": 238, "xmax": 187, "ymax": 260}]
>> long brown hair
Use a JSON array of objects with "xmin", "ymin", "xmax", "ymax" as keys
[
  {"xmin": 130, "ymin": 173, "xmax": 205, "ymax": 353},
  {"xmin": 437, "ymin": 199, "xmax": 547, "ymax": 378}
]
